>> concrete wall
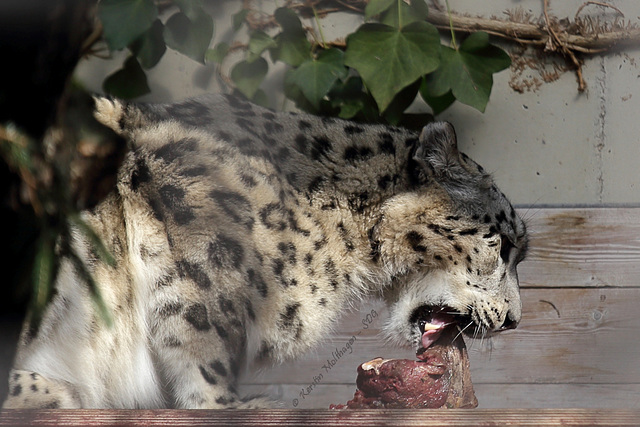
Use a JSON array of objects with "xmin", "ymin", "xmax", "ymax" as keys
[{"xmin": 75, "ymin": 0, "xmax": 640, "ymax": 205}]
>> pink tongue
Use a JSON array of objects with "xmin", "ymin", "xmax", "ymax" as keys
[
  {"xmin": 419, "ymin": 314, "xmax": 455, "ymax": 350},
  {"xmin": 421, "ymin": 328, "xmax": 445, "ymax": 349}
]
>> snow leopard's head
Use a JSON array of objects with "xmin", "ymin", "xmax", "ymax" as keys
[{"xmin": 375, "ymin": 122, "xmax": 528, "ymax": 351}]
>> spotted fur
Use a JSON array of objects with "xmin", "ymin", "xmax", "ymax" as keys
[{"xmin": 3, "ymin": 94, "xmax": 527, "ymax": 409}]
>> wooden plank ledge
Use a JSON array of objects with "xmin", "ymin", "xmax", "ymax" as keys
[{"xmin": 1, "ymin": 409, "xmax": 639, "ymax": 426}]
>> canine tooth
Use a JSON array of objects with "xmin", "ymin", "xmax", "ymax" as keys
[{"xmin": 423, "ymin": 323, "xmax": 442, "ymax": 331}]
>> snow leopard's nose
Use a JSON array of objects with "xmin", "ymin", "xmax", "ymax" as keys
[{"xmin": 499, "ymin": 310, "xmax": 519, "ymax": 331}]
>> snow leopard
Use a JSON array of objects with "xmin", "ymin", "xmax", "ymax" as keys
[{"xmin": 3, "ymin": 93, "xmax": 528, "ymax": 409}]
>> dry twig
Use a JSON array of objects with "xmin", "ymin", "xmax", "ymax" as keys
[
  {"xmin": 542, "ymin": 0, "xmax": 586, "ymax": 91},
  {"xmin": 574, "ymin": 1, "xmax": 624, "ymax": 21},
  {"xmin": 423, "ymin": 2, "xmax": 640, "ymax": 92},
  {"xmin": 424, "ymin": 8, "xmax": 640, "ymax": 54}
]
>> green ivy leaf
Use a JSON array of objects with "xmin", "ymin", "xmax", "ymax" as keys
[
  {"xmin": 233, "ymin": 9, "xmax": 249, "ymax": 31},
  {"xmin": 380, "ymin": 0, "xmax": 428, "ymax": 28},
  {"xmin": 102, "ymin": 56, "xmax": 150, "ymax": 99},
  {"xmin": 288, "ymin": 48, "xmax": 348, "ymax": 110},
  {"xmin": 251, "ymin": 89, "xmax": 269, "ymax": 108},
  {"xmin": 206, "ymin": 43, "xmax": 229, "ymax": 64},
  {"xmin": 344, "ymin": 21, "xmax": 440, "ymax": 113},
  {"xmin": 420, "ymin": 88, "xmax": 456, "ymax": 115},
  {"xmin": 382, "ymin": 79, "xmax": 421, "ymax": 125},
  {"xmin": 98, "ymin": 0, "xmax": 158, "ymax": 51},
  {"xmin": 271, "ymin": 32, "xmax": 310, "ymax": 67},
  {"xmin": 336, "ymin": 101, "xmax": 363, "ymax": 120},
  {"xmin": 459, "ymin": 31, "xmax": 512, "ymax": 73},
  {"xmin": 327, "ymin": 77, "xmax": 379, "ymax": 121},
  {"xmin": 428, "ymin": 32, "xmax": 511, "ymax": 112},
  {"xmin": 164, "ymin": 10, "xmax": 214, "ymax": 64},
  {"xmin": 129, "ymin": 19, "xmax": 166, "ymax": 69},
  {"xmin": 173, "ymin": 0, "xmax": 204, "ymax": 21},
  {"xmin": 248, "ymin": 31, "xmax": 277, "ymax": 61},
  {"xmin": 231, "ymin": 57, "xmax": 268, "ymax": 100},
  {"xmin": 274, "ymin": 7, "xmax": 304, "ymax": 32},
  {"xmin": 364, "ymin": 0, "xmax": 395, "ymax": 19},
  {"xmin": 270, "ymin": 8, "xmax": 311, "ymax": 67},
  {"xmin": 420, "ymin": 75, "xmax": 455, "ymax": 115},
  {"xmin": 284, "ymin": 69, "xmax": 319, "ymax": 114}
]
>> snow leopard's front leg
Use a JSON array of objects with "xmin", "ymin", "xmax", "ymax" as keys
[
  {"xmin": 3, "ymin": 370, "xmax": 82, "ymax": 409},
  {"xmin": 150, "ymin": 284, "xmax": 271, "ymax": 409}
]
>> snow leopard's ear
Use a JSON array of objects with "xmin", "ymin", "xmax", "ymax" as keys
[{"xmin": 412, "ymin": 121, "xmax": 461, "ymax": 178}]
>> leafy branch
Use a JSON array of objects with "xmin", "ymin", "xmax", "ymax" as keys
[
  {"xmin": 96, "ymin": 0, "xmax": 512, "ymax": 124},
  {"xmin": 97, "ymin": 0, "xmax": 214, "ymax": 99},
  {"xmin": 96, "ymin": 1, "xmax": 640, "ymax": 121},
  {"xmin": 218, "ymin": 0, "xmax": 511, "ymax": 120}
]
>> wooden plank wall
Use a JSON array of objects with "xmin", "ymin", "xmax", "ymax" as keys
[{"xmin": 239, "ymin": 207, "xmax": 640, "ymax": 409}]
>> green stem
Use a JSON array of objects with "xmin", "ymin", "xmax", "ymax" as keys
[
  {"xmin": 312, "ymin": 6, "xmax": 327, "ymax": 49},
  {"xmin": 31, "ymin": 229, "xmax": 55, "ymax": 325},
  {"xmin": 397, "ymin": 0, "xmax": 403, "ymax": 29},
  {"xmin": 445, "ymin": 0, "xmax": 458, "ymax": 50}
]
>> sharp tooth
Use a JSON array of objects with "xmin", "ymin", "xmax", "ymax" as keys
[{"xmin": 423, "ymin": 323, "xmax": 442, "ymax": 331}]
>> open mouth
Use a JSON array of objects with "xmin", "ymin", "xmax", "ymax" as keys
[{"xmin": 413, "ymin": 306, "xmax": 469, "ymax": 360}]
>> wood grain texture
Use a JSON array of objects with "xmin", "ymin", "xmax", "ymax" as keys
[
  {"xmin": 2, "ymin": 409, "xmax": 640, "ymax": 426},
  {"xmin": 517, "ymin": 207, "xmax": 640, "ymax": 287}
]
